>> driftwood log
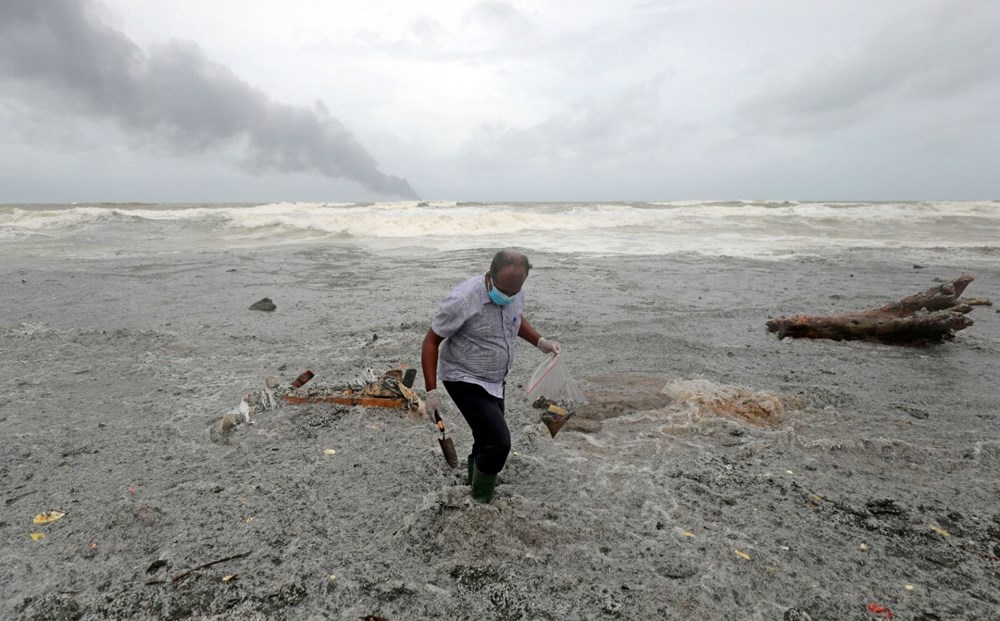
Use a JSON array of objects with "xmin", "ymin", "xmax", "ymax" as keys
[{"xmin": 766, "ymin": 274, "xmax": 992, "ymax": 345}]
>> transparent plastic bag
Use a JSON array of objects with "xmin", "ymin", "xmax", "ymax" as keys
[{"xmin": 525, "ymin": 354, "xmax": 588, "ymax": 405}]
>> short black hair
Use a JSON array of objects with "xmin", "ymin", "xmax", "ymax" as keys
[{"xmin": 490, "ymin": 250, "xmax": 532, "ymax": 277}]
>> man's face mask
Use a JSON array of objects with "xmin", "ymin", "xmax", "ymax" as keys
[
  {"xmin": 487, "ymin": 273, "xmax": 515, "ymax": 306},
  {"xmin": 489, "ymin": 286, "xmax": 514, "ymax": 306}
]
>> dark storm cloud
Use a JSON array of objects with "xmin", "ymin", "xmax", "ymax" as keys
[
  {"xmin": 0, "ymin": 0, "xmax": 418, "ymax": 198},
  {"xmin": 741, "ymin": 0, "xmax": 1000, "ymax": 133}
]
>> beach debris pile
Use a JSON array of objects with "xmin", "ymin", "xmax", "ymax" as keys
[
  {"xmin": 209, "ymin": 366, "xmax": 422, "ymax": 444},
  {"xmin": 767, "ymin": 274, "xmax": 992, "ymax": 345},
  {"xmin": 209, "ymin": 373, "xmax": 290, "ymax": 444},
  {"xmin": 283, "ymin": 366, "xmax": 422, "ymax": 417},
  {"xmin": 662, "ymin": 379, "xmax": 806, "ymax": 428}
]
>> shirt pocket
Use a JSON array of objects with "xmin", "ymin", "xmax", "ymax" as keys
[{"xmin": 507, "ymin": 314, "xmax": 520, "ymax": 338}]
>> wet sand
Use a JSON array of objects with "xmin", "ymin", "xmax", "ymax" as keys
[{"xmin": 2, "ymin": 246, "xmax": 999, "ymax": 620}]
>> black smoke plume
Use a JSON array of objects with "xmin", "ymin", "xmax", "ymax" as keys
[{"xmin": 0, "ymin": 0, "xmax": 418, "ymax": 198}]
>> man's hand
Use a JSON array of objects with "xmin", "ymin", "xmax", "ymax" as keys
[
  {"xmin": 537, "ymin": 337, "xmax": 561, "ymax": 355},
  {"xmin": 425, "ymin": 389, "xmax": 443, "ymax": 424}
]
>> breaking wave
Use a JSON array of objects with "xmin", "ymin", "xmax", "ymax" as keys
[{"xmin": 2, "ymin": 200, "xmax": 998, "ymax": 258}]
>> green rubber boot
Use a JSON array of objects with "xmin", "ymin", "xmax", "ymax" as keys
[{"xmin": 470, "ymin": 462, "xmax": 497, "ymax": 504}]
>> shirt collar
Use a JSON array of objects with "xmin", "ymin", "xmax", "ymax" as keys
[{"xmin": 480, "ymin": 274, "xmax": 492, "ymax": 304}]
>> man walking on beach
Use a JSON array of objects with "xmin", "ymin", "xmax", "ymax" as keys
[{"xmin": 421, "ymin": 250, "xmax": 560, "ymax": 503}]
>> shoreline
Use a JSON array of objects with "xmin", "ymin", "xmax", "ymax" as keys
[{"xmin": 2, "ymin": 246, "xmax": 998, "ymax": 619}]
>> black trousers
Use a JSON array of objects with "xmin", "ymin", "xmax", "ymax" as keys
[{"xmin": 443, "ymin": 380, "xmax": 510, "ymax": 475}]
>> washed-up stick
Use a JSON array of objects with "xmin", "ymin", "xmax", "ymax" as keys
[{"xmin": 171, "ymin": 551, "xmax": 251, "ymax": 583}]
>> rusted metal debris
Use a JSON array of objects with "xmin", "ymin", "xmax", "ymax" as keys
[
  {"xmin": 281, "ymin": 393, "xmax": 406, "ymax": 409},
  {"xmin": 766, "ymin": 274, "xmax": 992, "ymax": 345},
  {"xmin": 282, "ymin": 367, "xmax": 422, "ymax": 417},
  {"xmin": 289, "ymin": 370, "xmax": 314, "ymax": 389}
]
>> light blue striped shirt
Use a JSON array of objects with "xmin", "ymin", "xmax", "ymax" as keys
[{"xmin": 432, "ymin": 274, "xmax": 525, "ymax": 399}]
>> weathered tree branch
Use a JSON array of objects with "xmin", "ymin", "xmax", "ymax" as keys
[{"xmin": 766, "ymin": 275, "xmax": 991, "ymax": 345}]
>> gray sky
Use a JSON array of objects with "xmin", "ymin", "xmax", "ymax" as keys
[{"xmin": 1, "ymin": 0, "xmax": 998, "ymax": 202}]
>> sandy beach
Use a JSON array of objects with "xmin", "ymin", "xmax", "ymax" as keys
[{"xmin": 2, "ymin": 244, "xmax": 999, "ymax": 620}]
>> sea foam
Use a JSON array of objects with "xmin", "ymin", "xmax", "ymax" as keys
[{"xmin": 2, "ymin": 200, "xmax": 998, "ymax": 259}]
